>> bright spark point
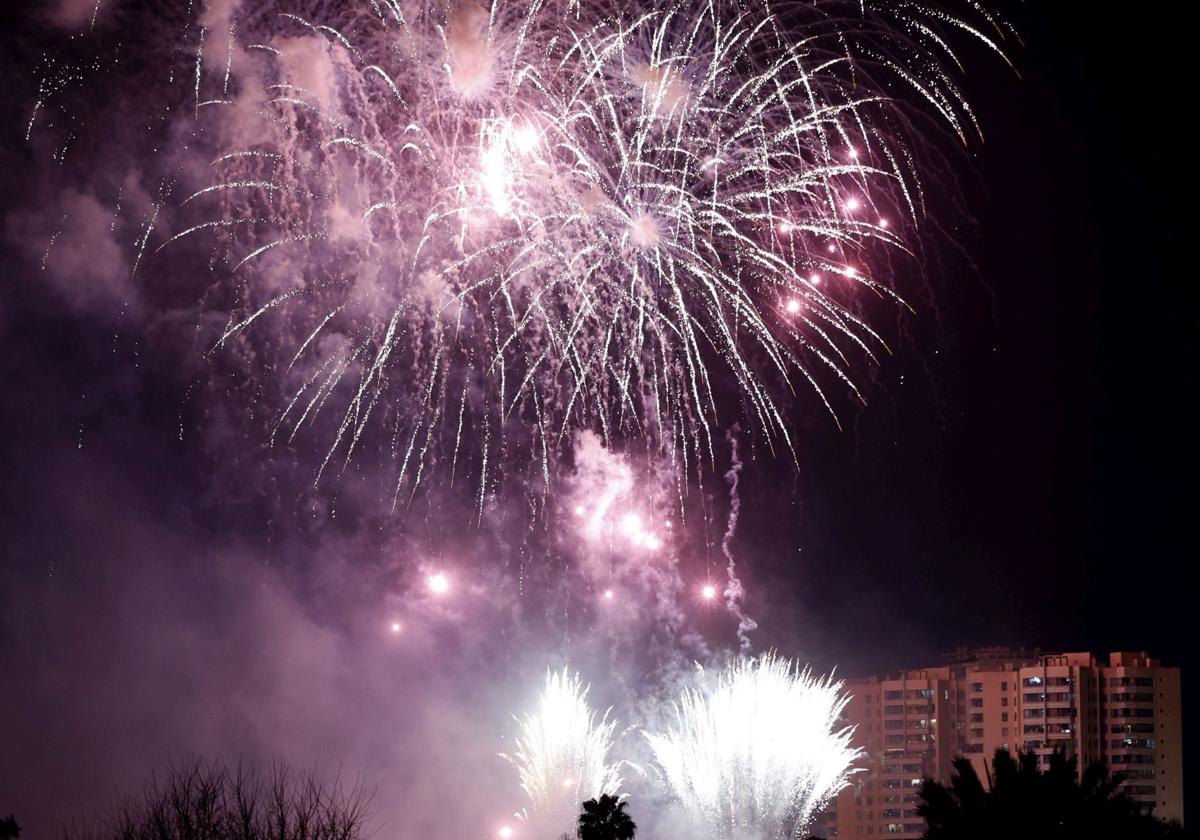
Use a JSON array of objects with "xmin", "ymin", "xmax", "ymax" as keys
[
  {"xmin": 603, "ymin": 589, "xmax": 614, "ymax": 600},
  {"xmin": 644, "ymin": 534, "xmax": 662, "ymax": 551},
  {"xmin": 628, "ymin": 213, "xmax": 660, "ymax": 249},
  {"xmin": 481, "ymin": 139, "xmax": 512, "ymax": 216},
  {"xmin": 511, "ymin": 123, "xmax": 539, "ymax": 154},
  {"xmin": 785, "ymin": 299, "xmax": 801, "ymax": 314},
  {"xmin": 701, "ymin": 584, "xmax": 717, "ymax": 600},
  {"xmin": 879, "ymin": 218, "xmax": 889, "ymax": 228},
  {"xmin": 574, "ymin": 505, "xmax": 586, "ymax": 516},
  {"xmin": 390, "ymin": 622, "xmax": 402, "ymax": 633},
  {"xmin": 428, "ymin": 573, "xmax": 449, "ymax": 594},
  {"xmin": 845, "ymin": 197, "xmax": 860, "ymax": 211},
  {"xmin": 498, "ymin": 827, "xmax": 514, "ymax": 840},
  {"xmin": 848, "ymin": 148, "xmax": 858, "ymax": 159},
  {"xmin": 809, "ymin": 274, "xmax": 821, "ymax": 285}
]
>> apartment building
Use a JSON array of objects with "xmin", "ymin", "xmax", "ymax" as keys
[{"xmin": 815, "ymin": 650, "xmax": 1183, "ymax": 838}]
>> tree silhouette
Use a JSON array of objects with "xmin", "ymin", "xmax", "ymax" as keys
[
  {"xmin": 63, "ymin": 758, "xmax": 371, "ymax": 840},
  {"xmin": 0, "ymin": 815, "xmax": 20, "ymax": 840},
  {"xmin": 577, "ymin": 794, "xmax": 636, "ymax": 840},
  {"xmin": 918, "ymin": 748, "xmax": 1183, "ymax": 840}
]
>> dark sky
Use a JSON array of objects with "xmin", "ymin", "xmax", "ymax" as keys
[
  {"xmin": 745, "ymin": 5, "xmax": 1196, "ymax": 676},
  {"xmin": 1, "ymin": 1, "xmax": 1195, "ymax": 834},
  {"xmin": 738, "ymin": 2, "xmax": 1197, "ymax": 812}
]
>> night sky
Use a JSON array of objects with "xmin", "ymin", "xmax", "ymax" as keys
[{"xmin": 1, "ymin": 1, "xmax": 1195, "ymax": 835}]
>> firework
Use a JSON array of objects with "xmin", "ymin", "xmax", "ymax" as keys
[
  {"xmin": 644, "ymin": 652, "xmax": 860, "ymax": 839},
  {"xmin": 503, "ymin": 668, "xmax": 625, "ymax": 839},
  {"xmin": 427, "ymin": 571, "xmax": 451, "ymax": 594},
  {"xmin": 80, "ymin": 0, "xmax": 1013, "ymax": 503}
]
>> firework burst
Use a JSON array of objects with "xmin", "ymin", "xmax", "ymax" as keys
[{"xmin": 42, "ymin": 0, "xmax": 1013, "ymax": 506}]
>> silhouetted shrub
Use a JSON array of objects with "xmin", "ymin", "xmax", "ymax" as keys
[{"xmin": 65, "ymin": 759, "xmax": 370, "ymax": 840}]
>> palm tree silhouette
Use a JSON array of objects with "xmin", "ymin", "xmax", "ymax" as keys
[
  {"xmin": 577, "ymin": 794, "xmax": 636, "ymax": 840},
  {"xmin": 918, "ymin": 748, "xmax": 1182, "ymax": 839}
]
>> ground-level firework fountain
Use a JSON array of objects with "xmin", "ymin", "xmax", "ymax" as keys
[
  {"xmin": 504, "ymin": 669, "xmax": 626, "ymax": 839},
  {"xmin": 499, "ymin": 655, "xmax": 860, "ymax": 839},
  {"xmin": 644, "ymin": 653, "xmax": 860, "ymax": 840}
]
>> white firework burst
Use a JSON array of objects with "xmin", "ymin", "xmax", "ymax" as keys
[
  {"xmin": 644, "ymin": 652, "xmax": 860, "ymax": 839},
  {"xmin": 503, "ymin": 668, "xmax": 626, "ymax": 838}
]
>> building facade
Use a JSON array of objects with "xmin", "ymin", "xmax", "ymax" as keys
[{"xmin": 815, "ymin": 650, "xmax": 1183, "ymax": 838}]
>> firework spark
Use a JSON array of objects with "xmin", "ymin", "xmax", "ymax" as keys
[
  {"xmin": 503, "ymin": 668, "xmax": 626, "ymax": 839},
  {"xmin": 644, "ymin": 652, "xmax": 860, "ymax": 839},
  {"xmin": 427, "ymin": 571, "xmax": 450, "ymax": 594},
  {"xmin": 78, "ymin": 0, "xmax": 1013, "ymax": 503}
]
